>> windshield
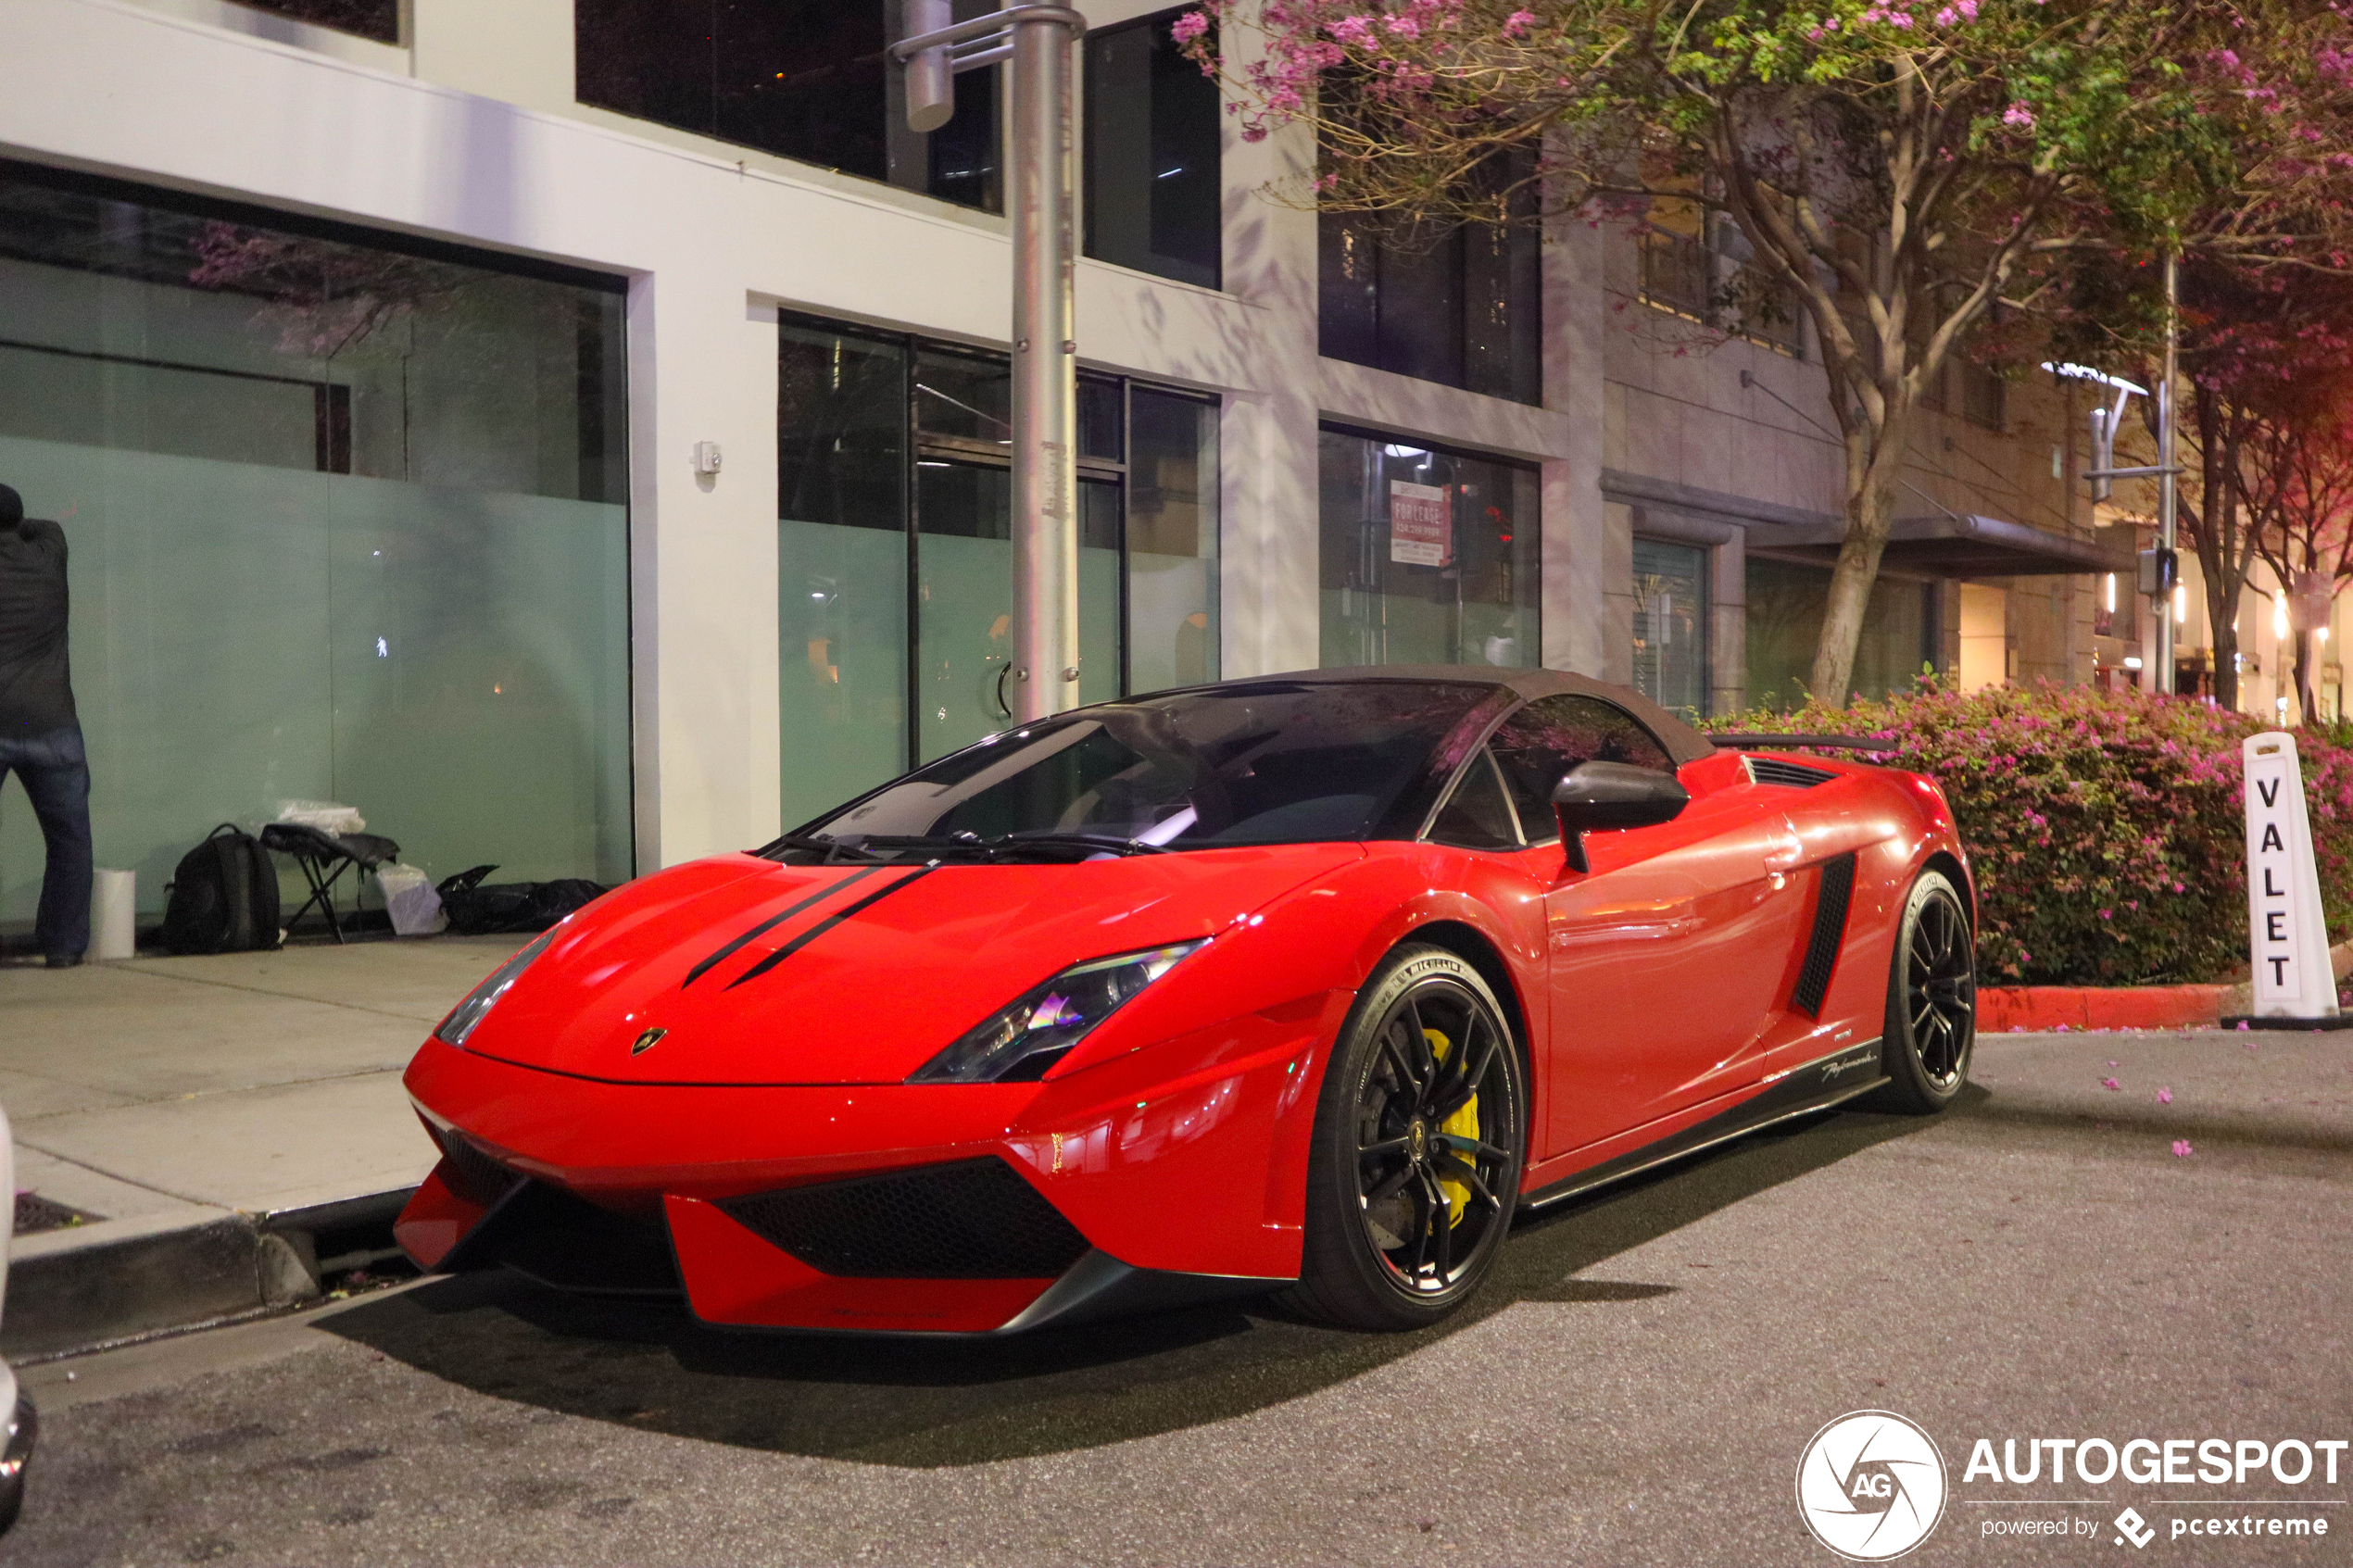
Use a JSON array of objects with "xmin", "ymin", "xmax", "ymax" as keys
[{"xmin": 774, "ymin": 680, "xmax": 1498, "ymax": 861}]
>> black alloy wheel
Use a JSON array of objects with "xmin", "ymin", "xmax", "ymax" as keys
[
  {"xmin": 1876, "ymin": 869, "xmax": 1976, "ymax": 1113},
  {"xmin": 1285, "ymin": 945, "xmax": 1527, "ymax": 1330}
]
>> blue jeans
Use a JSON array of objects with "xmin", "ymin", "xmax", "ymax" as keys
[{"xmin": 0, "ymin": 724, "xmax": 92, "ymax": 961}]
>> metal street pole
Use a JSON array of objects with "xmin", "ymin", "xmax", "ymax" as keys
[
  {"xmin": 2157, "ymin": 245, "xmax": 2180, "ymax": 696},
  {"xmin": 893, "ymin": 5, "xmax": 1086, "ymax": 725}
]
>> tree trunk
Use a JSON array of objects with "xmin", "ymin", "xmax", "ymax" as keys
[
  {"xmin": 1806, "ymin": 374, "xmax": 1914, "ymax": 706},
  {"xmin": 1808, "ymin": 468, "xmax": 1900, "ymax": 706},
  {"xmin": 2192, "ymin": 391, "xmax": 2244, "ymax": 710}
]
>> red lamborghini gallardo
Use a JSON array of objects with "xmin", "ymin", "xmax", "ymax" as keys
[{"xmin": 396, "ymin": 668, "xmax": 1976, "ymax": 1334}]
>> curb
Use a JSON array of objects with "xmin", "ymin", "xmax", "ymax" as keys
[
  {"xmin": 4, "ymin": 1187, "xmax": 414, "ymax": 1361},
  {"xmin": 1981, "ymin": 985, "xmax": 2226, "ymax": 1033},
  {"xmin": 1980, "ymin": 937, "xmax": 2353, "ymax": 1034}
]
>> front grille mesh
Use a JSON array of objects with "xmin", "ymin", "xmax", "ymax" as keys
[
  {"xmin": 436, "ymin": 1129, "xmax": 522, "ymax": 1207},
  {"xmin": 718, "ymin": 1158, "xmax": 1088, "ymax": 1279}
]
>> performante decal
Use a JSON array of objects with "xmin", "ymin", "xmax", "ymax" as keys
[
  {"xmin": 681, "ymin": 866, "xmax": 888, "ymax": 989},
  {"xmin": 722, "ymin": 865, "xmax": 941, "ymax": 991}
]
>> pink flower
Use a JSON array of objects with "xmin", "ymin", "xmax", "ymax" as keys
[
  {"xmin": 2003, "ymin": 100, "xmax": 2037, "ymax": 131},
  {"xmin": 1502, "ymin": 7, "xmax": 1534, "ymax": 36},
  {"xmin": 2236, "ymin": 1019, "xmax": 2252, "ymax": 1031},
  {"xmin": 2157, "ymin": 1086, "xmax": 2174, "ymax": 1103},
  {"xmin": 1384, "ymin": 14, "xmax": 1420, "ymax": 37},
  {"xmin": 1169, "ymin": 8, "xmax": 1209, "ymax": 43},
  {"xmin": 1327, "ymin": 14, "xmax": 1375, "ymax": 46},
  {"xmin": 2101, "ymin": 1076, "xmax": 2121, "ymax": 1090},
  {"xmin": 2172, "ymin": 1139, "xmax": 2196, "ymax": 1157}
]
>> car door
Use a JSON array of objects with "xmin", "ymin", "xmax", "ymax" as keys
[{"xmin": 1489, "ymin": 696, "xmax": 1811, "ymax": 1159}]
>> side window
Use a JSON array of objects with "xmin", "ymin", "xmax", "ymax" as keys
[
  {"xmin": 1489, "ymin": 695, "xmax": 1675, "ymax": 844},
  {"xmin": 1427, "ymin": 747, "xmax": 1520, "ymax": 850}
]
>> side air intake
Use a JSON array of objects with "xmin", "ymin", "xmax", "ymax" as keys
[
  {"xmin": 1791, "ymin": 851, "xmax": 1858, "ymax": 1018},
  {"xmin": 1749, "ymin": 757, "xmax": 1840, "ymax": 789},
  {"xmin": 718, "ymin": 1158, "xmax": 1089, "ymax": 1279}
]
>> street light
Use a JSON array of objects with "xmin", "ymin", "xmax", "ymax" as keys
[
  {"xmin": 2045, "ymin": 250, "xmax": 2184, "ymax": 695},
  {"xmin": 891, "ymin": 5, "xmax": 1088, "ymax": 726}
]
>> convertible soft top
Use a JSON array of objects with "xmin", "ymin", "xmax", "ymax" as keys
[{"xmin": 1229, "ymin": 665, "xmax": 1718, "ymax": 770}]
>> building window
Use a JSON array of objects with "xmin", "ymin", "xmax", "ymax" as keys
[
  {"xmin": 1961, "ymin": 360, "xmax": 2006, "ymax": 429},
  {"xmin": 1085, "ymin": 10, "xmax": 1221, "ymax": 290},
  {"xmin": 1744, "ymin": 555, "xmax": 1933, "ymax": 711},
  {"xmin": 1318, "ymin": 160, "xmax": 1540, "ymax": 403},
  {"xmin": 0, "ymin": 160, "xmax": 633, "ymax": 924},
  {"xmin": 237, "ymin": 0, "xmax": 397, "ymax": 42},
  {"xmin": 1317, "ymin": 427, "xmax": 1539, "ymax": 670},
  {"xmin": 575, "ymin": 0, "xmax": 1001, "ymax": 213},
  {"xmin": 1637, "ymin": 206, "xmax": 1804, "ymax": 358},
  {"xmin": 778, "ymin": 316, "xmax": 1219, "ymax": 828},
  {"xmin": 1632, "ymin": 538, "xmax": 1709, "ymax": 719}
]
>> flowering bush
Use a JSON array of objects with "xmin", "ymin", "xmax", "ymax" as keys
[{"xmin": 1703, "ymin": 681, "xmax": 2353, "ymax": 986}]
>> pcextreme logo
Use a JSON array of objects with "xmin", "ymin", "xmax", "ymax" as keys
[{"xmin": 1796, "ymin": 1411, "xmax": 1950, "ymax": 1562}]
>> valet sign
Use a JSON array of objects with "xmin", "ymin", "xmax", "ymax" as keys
[{"xmin": 2242, "ymin": 732, "xmax": 2338, "ymax": 1021}]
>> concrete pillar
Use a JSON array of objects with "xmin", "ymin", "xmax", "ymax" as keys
[
  {"xmin": 1541, "ymin": 197, "xmax": 1607, "ymax": 676},
  {"xmin": 409, "ymin": 0, "xmax": 575, "ymax": 113},
  {"xmin": 631, "ymin": 271, "xmax": 785, "ymax": 869},
  {"xmin": 1216, "ymin": 78, "xmax": 1320, "ymax": 676}
]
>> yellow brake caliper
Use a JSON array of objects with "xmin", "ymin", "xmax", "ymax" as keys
[{"xmin": 1424, "ymin": 1027, "xmax": 1480, "ymax": 1227}]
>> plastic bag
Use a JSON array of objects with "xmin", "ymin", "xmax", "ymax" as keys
[
  {"xmin": 376, "ymin": 862, "xmax": 446, "ymax": 936},
  {"xmin": 274, "ymin": 799, "xmax": 367, "ymax": 834}
]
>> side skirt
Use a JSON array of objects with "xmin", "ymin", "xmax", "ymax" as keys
[{"xmin": 1519, "ymin": 1039, "xmax": 1887, "ymax": 1213}]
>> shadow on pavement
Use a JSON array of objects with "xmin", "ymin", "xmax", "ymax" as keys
[{"xmin": 321, "ymin": 1099, "xmax": 1960, "ymax": 1466}]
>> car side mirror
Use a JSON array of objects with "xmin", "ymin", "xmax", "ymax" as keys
[{"xmin": 1552, "ymin": 760, "xmax": 1690, "ymax": 872}]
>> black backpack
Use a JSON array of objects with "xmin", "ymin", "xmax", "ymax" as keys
[
  {"xmin": 435, "ymin": 864, "xmax": 610, "ymax": 935},
  {"xmin": 162, "ymin": 824, "xmax": 282, "ymax": 955}
]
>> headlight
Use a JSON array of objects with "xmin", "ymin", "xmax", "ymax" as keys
[
  {"xmin": 909, "ymin": 940, "xmax": 1207, "ymax": 1084},
  {"xmin": 434, "ymin": 928, "xmax": 560, "ymax": 1047}
]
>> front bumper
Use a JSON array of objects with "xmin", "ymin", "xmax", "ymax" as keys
[{"xmin": 396, "ymin": 1007, "xmax": 1335, "ymax": 1334}]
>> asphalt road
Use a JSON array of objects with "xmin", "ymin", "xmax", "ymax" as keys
[{"xmin": 12, "ymin": 1029, "xmax": 2353, "ymax": 1568}]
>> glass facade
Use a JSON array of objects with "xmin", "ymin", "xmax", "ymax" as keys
[
  {"xmin": 1632, "ymin": 537, "xmax": 1709, "ymax": 718},
  {"xmin": 778, "ymin": 317, "xmax": 1219, "ymax": 829},
  {"xmin": 1318, "ymin": 157, "xmax": 1540, "ymax": 403},
  {"xmin": 576, "ymin": 0, "xmax": 1001, "ymax": 212},
  {"xmin": 1745, "ymin": 555, "xmax": 1934, "ymax": 710},
  {"xmin": 244, "ymin": 0, "xmax": 397, "ymax": 41},
  {"xmin": 1084, "ymin": 10, "xmax": 1222, "ymax": 290},
  {"xmin": 1318, "ymin": 428, "xmax": 1538, "ymax": 671},
  {"xmin": 0, "ymin": 162, "xmax": 632, "ymax": 923}
]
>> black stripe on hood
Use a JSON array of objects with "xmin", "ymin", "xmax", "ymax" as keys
[{"xmin": 723, "ymin": 864, "xmax": 940, "ymax": 991}]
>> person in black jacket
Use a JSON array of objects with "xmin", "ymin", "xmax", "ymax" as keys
[{"xmin": 0, "ymin": 483, "xmax": 90, "ymax": 968}]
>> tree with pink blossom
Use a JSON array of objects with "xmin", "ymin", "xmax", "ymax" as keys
[{"xmin": 1183, "ymin": 0, "xmax": 2353, "ymax": 702}]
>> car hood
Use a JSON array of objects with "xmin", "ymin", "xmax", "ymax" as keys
[{"xmin": 454, "ymin": 845, "xmax": 1362, "ymax": 1085}]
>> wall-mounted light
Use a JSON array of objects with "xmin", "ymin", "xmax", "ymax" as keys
[
  {"xmin": 2174, "ymin": 584, "xmax": 2188, "ymax": 624},
  {"xmin": 2124, "ymin": 655, "xmax": 2145, "ymax": 670},
  {"xmin": 2275, "ymin": 587, "xmax": 2291, "ymax": 641},
  {"xmin": 2105, "ymin": 572, "xmax": 2117, "ymax": 614}
]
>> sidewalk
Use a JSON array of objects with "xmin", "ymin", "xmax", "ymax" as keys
[
  {"xmin": 0, "ymin": 935, "xmax": 524, "ymax": 1357},
  {"xmin": 3, "ymin": 938, "xmax": 2344, "ymax": 1361}
]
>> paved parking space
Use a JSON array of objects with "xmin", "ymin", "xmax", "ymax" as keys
[{"xmin": 12, "ymin": 1030, "xmax": 2350, "ymax": 1566}]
